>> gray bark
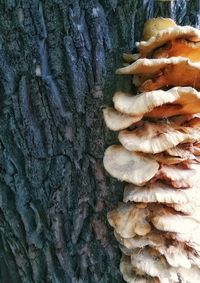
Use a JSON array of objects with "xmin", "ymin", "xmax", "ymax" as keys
[{"xmin": 0, "ymin": 0, "xmax": 199, "ymax": 282}]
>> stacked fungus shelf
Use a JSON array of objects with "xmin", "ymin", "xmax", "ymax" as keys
[{"xmin": 103, "ymin": 18, "xmax": 200, "ymax": 283}]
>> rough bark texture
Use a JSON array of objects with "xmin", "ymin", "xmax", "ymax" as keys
[{"xmin": 0, "ymin": 0, "xmax": 200, "ymax": 282}]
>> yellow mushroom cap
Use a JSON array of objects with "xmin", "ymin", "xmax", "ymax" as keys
[{"xmin": 143, "ymin": 17, "xmax": 176, "ymax": 41}]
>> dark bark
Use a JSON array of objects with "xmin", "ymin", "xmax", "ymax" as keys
[{"xmin": 0, "ymin": 0, "xmax": 199, "ymax": 282}]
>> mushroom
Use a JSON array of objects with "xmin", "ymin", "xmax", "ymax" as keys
[
  {"xmin": 103, "ymin": 145, "xmax": 159, "ymax": 185},
  {"xmin": 138, "ymin": 20, "xmax": 200, "ymax": 57},
  {"xmin": 193, "ymin": 143, "xmax": 200, "ymax": 155},
  {"xmin": 123, "ymin": 182, "xmax": 198, "ymax": 204},
  {"xmin": 122, "ymin": 53, "xmax": 141, "ymax": 63},
  {"xmin": 104, "ymin": 18, "xmax": 200, "ymax": 282},
  {"xmin": 103, "ymin": 107, "xmax": 142, "ymax": 131},
  {"xmin": 155, "ymin": 163, "xmax": 200, "ymax": 188},
  {"xmin": 116, "ymin": 57, "xmax": 200, "ymax": 92},
  {"xmin": 118, "ymin": 122, "xmax": 200, "ymax": 154},
  {"xmin": 107, "ymin": 202, "xmax": 151, "ymax": 238},
  {"xmin": 167, "ymin": 202, "xmax": 200, "ymax": 215},
  {"xmin": 184, "ymin": 116, "xmax": 200, "ymax": 128},
  {"xmin": 130, "ymin": 247, "xmax": 200, "ymax": 283},
  {"xmin": 149, "ymin": 205, "xmax": 200, "ymax": 234},
  {"xmin": 166, "ymin": 145, "xmax": 197, "ymax": 159},
  {"xmin": 147, "ymin": 152, "xmax": 194, "ymax": 165},
  {"xmin": 120, "ymin": 254, "xmax": 159, "ymax": 283},
  {"xmin": 142, "ymin": 17, "xmax": 176, "ymax": 42},
  {"xmin": 167, "ymin": 227, "xmax": 200, "ymax": 253},
  {"xmin": 113, "ymin": 87, "xmax": 200, "ymax": 118},
  {"xmin": 153, "ymin": 39, "xmax": 200, "ymax": 62},
  {"xmin": 168, "ymin": 114, "xmax": 199, "ymax": 126},
  {"xmin": 118, "ymin": 233, "xmax": 199, "ymax": 269},
  {"xmin": 113, "ymin": 89, "xmax": 173, "ymax": 116},
  {"xmin": 130, "ymin": 247, "xmax": 180, "ymax": 283},
  {"xmin": 176, "ymin": 266, "xmax": 200, "ymax": 283},
  {"xmin": 119, "ymin": 229, "xmax": 200, "ymax": 267}
]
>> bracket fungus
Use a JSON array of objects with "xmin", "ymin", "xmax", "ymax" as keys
[
  {"xmin": 118, "ymin": 122, "xmax": 200, "ymax": 154},
  {"xmin": 107, "ymin": 202, "xmax": 151, "ymax": 238},
  {"xmin": 116, "ymin": 57, "xmax": 200, "ymax": 92},
  {"xmin": 103, "ymin": 145, "xmax": 159, "ymax": 185},
  {"xmin": 123, "ymin": 182, "xmax": 199, "ymax": 204},
  {"xmin": 103, "ymin": 107, "xmax": 142, "ymax": 131},
  {"xmin": 113, "ymin": 87, "xmax": 200, "ymax": 118},
  {"xmin": 153, "ymin": 39, "xmax": 200, "ymax": 62},
  {"xmin": 103, "ymin": 17, "xmax": 200, "ymax": 282},
  {"xmin": 138, "ymin": 18, "xmax": 200, "ymax": 56}
]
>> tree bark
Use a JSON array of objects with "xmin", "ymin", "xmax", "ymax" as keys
[{"xmin": 0, "ymin": 0, "xmax": 199, "ymax": 282}]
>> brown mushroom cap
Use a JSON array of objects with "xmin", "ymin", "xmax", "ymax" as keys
[
  {"xmin": 103, "ymin": 145, "xmax": 159, "ymax": 185},
  {"xmin": 118, "ymin": 122, "xmax": 200, "ymax": 154},
  {"xmin": 142, "ymin": 17, "xmax": 176, "ymax": 41},
  {"xmin": 107, "ymin": 202, "xmax": 151, "ymax": 238},
  {"xmin": 153, "ymin": 39, "xmax": 200, "ymax": 62},
  {"xmin": 113, "ymin": 87, "xmax": 200, "ymax": 119},
  {"xmin": 123, "ymin": 182, "xmax": 198, "ymax": 204},
  {"xmin": 103, "ymin": 107, "xmax": 142, "ymax": 131},
  {"xmin": 138, "ymin": 24, "xmax": 200, "ymax": 57},
  {"xmin": 116, "ymin": 57, "xmax": 200, "ymax": 92}
]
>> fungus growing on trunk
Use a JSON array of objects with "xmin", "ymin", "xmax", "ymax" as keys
[
  {"xmin": 138, "ymin": 19, "xmax": 200, "ymax": 57},
  {"xmin": 123, "ymin": 182, "xmax": 199, "ymax": 204},
  {"xmin": 107, "ymin": 202, "xmax": 152, "ymax": 237},
  {"xmin": 113, "ymin": 87, "xmax": 200, "ymax": 118},
  {"xmin": 103, "ymin": 145, "xmax": 159, "ymax": 185},
  {"xmin": 153, "ymin": 39, "xmax": 200, "ymax": 62},
  {"xmin": 103, "ymin": 18, "xmax": 200, "ymax": 282},
  {"xmin": 120, "ymin": 254, "xmax": 159, "ymax": 283},
  {"xmin": 118, "ymin": 122, "xmax": 200, "ymax": 154},
  {"xmin": 103, "ymin": 107, "xmax": 142, "ymax": 131},
  {"xmin": 116, "ymin": 57, "xmax": 200, "ymax": 91}
]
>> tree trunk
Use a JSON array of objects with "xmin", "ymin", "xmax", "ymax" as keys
[{"xmin": 0, "ymin": 0, "xmax": 199, "ymax": 282}]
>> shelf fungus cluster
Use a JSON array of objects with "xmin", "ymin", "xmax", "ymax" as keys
[{"xmin": 103, "ymin": 18, "xmax": 200, "ymax": 282}]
